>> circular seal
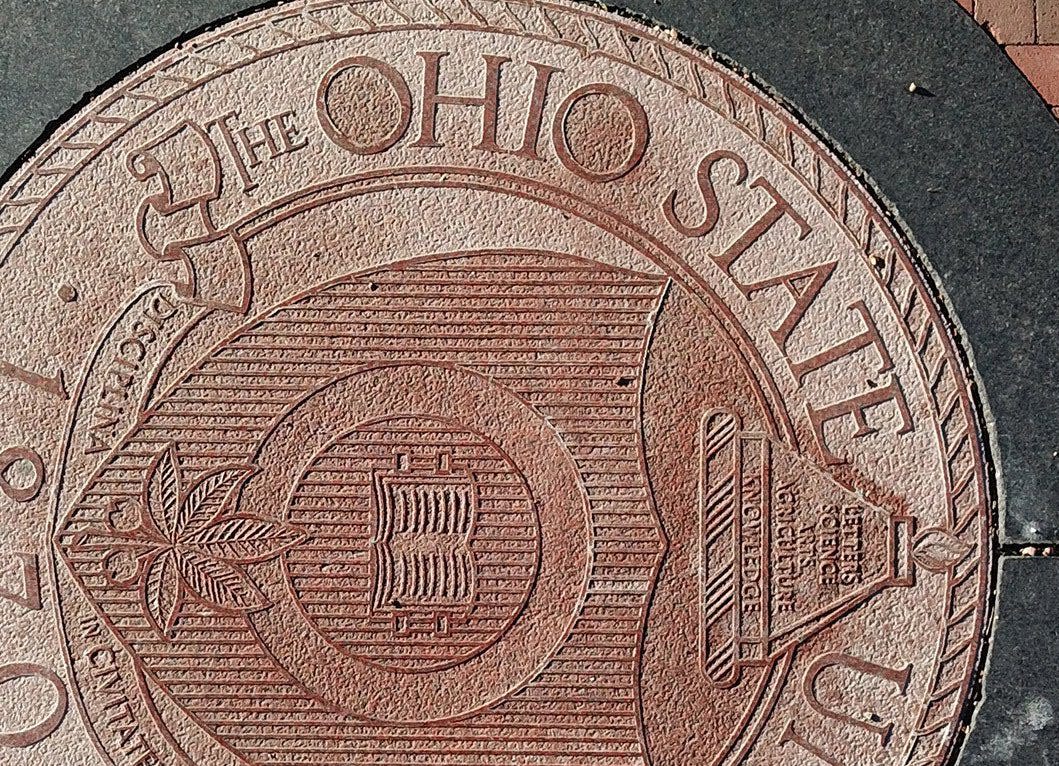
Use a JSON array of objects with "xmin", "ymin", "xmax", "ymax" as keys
[
  {"xmin": 284, "ymin": 412, "xmax": 541, "ymax": 674},
  {"xmin": 0, "ymin": 1, "xmax": 992, "ymax": 765}
]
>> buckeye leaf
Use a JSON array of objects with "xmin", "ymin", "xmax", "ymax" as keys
[
  {"xmin": 143, "ymin": 550, "xmax": 180, "ymax": 639},
  {"xmin": 145, "ymin": 444, "xmax": 182, "ymax": 541},
  {"xmin": 177, "ymin": 551, "xmax": 268, "ymax": 612},
  {"xmin": 178, "ymin": 465, "xmax": 254, "ymax": 537},
  {"xmin": 186, "ymin": 515, "xmax": 305, "ymax": 563}
]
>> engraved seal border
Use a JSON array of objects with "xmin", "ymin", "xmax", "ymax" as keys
[{"xmin": 1, "ymin": 2, "xmax": 995, "ymax": 765}]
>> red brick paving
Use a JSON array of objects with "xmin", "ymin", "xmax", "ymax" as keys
[
  {"xmin": 974, "ymin": 0, "xmax": 1037, "ymax": 42},
  {"xmin": 1008, "ymin": 45, "xmax": 1059, "ymax": 103},
  {"xmin": 957, "ymin": 0, "xmax": 1059, "ymax": 112},
  {"xmin": 1040, "ymin": 0, "xmax": 1059, "ymax": 40}
]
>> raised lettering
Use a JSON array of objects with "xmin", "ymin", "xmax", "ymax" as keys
[
  {"xmin": 551, "ymin": 83, "xmax": 650, "ymax": 183},
  {"xmin": 0, "ymin": 553, "xmax": 41, "ymax": 611},
  {"xmin": 804, "ymin": 652, "xmax": 912, "ymax": 745},
  {"xmin": 739, "ymin": 259, "xmax": 838, "ymax": 351},
  {"xmin": 0, "ymin": 448, "xmax": 44, "ymax": 503},
  {"xmin": 787, "ymin": 300, "xmax": 894, "ymax": 384},
  {"xmin": 0, "ymin": 663, "xmax": 68, "ymax": 747},
  {"xmin": 212, "ymin": 108, "xmax": 309, "ymax": 191},
  {"xmin": 512, "ymin": 62, "xmax": 561, "ymax": 160},
  {"xmin": 715, "ymin": 176, "xmax": 811, "ymax": 275},
  {"xmin": 807, "ymin": 376, "xmax": 915, "ymax": 465},
  {"xmin": 238, "ymin": 119, "xmax": 279, "ymax": 168},
  {"xmin": 663, "ymin": 149, "xmax": 748, "ymax": 237},
  {"xmin": 211, "ymin": 111, "xmax": 256, "ymax": 191},
  {"xmin": 414, "ymin": 52, "xmax": 508, "ymax": 150},
  {"xmin": 317, "ymin": 56, "xmax": 412, "ymax": 155},
  {"xmin": 0, "ymin": 361, "xmax": 67, "ymax": 401}
]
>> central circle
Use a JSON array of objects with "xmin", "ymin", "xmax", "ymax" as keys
[{"xmin": 284, "ymin": 415, "xmax": 541, "ymax": 673}]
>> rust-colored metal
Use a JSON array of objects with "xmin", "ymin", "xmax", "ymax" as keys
[{"xmin": 0, "ymin": 2, "xmax": 993, "ymax": 765}]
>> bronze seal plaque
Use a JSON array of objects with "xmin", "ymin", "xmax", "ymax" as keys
[{"xmin": 0, "ymin": 1, "xmax": 994, "ymax": 764}]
